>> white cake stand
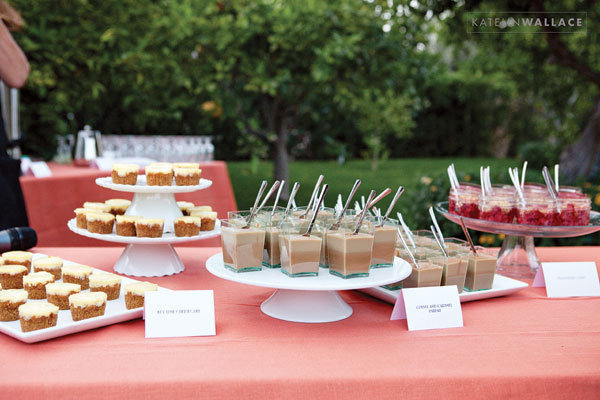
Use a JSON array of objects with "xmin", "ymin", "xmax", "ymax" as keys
[
  {"xmin": 68, "ymin": 219, "xmax": 221, "ymax": 277},
  {"xmin": 205, "ymin": 253, "xmax": 412, "ymax": 323},
  {"xmin": 95, "ymin": 176, "xmax": 212, "ymax": 233}
]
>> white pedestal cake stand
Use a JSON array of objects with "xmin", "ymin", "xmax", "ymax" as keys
[
  {"xmin": 205, "ymin": 253, "xmax": 412, "ymax": 323},
  {"xmin": 68, "ymin": 219, "xmax": 221, "ymax": 277},
  {"xmin": 68, "ymin": 175, "xmax": 219, "ymax": 277},
  {"xmin": 95, "ymin": 176, "xmax": 212, "ymax": 233}
]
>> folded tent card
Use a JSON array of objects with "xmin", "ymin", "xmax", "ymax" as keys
[{"xmin": 532, "ymin": 262, "xmax": 600, "ymax": 298}]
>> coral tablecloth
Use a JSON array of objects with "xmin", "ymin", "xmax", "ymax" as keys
[
  {"xmin": 19, "ymin": 162, "xmax": 236, "ymax": 247},
  {"xmin": 2, "ymin": 246, "xmax": 600, "ymax": 399}
]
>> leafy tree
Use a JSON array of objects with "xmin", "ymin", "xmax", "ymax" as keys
[{"xmin": 415, "ymin": 0, "xmax": 600, "ymax": 181}]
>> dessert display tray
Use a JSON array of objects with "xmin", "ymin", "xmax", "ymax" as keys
[
  {"xmin": 206, "ymin": 252, "xmax": 412, "ymax": 323},
  {"xmin": 0, "ymin": 253, "xmax": 167, "ymax": 344},
  {"xmin": 435, "ymin": 201, "xmax": 600, "ymax": 279},
  {"xmin": 359, "ymin": 274, "xmax": 528, "ymax": 305},
  {"xmin": 435, "ymin": 202, "xmax": 600, "ymax": 238},
  {"xmin": 68, "ymin": 218, "xmax": 221, "ymax": 244},
  {"xmin": 95, "ymin": 176, "xmax": 213, "ymax": 193},
  {"xmin": 68, "ymin": 219, "xmax": 221, "ymax": 277}
]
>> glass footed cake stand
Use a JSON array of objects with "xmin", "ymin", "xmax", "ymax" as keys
[
  {"xmin": 205, "ymin": 252, "xmax": 412, "ymax": 323},
  {"xmin": 435, "ymin": 202, "xmax": 600, "ymax": 279}
]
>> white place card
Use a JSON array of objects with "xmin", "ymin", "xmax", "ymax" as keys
[
  {"xmin": 29, "ymin": 161, "xmax": 52, "ymax": 178},
  {"xmin": 145, "ymin": 290, "xmax": 216, "ymax": 338},
  {"xmin": 391, "ymin": 286, "xmax": 463, "ymax": 331},
  {"xmin": 535, "ymin": 262, "xmax": 600, "ymax": 298}
]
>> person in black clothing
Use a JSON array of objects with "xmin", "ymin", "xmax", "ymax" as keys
[{"xmin": 0, "ymin": 1, "xmax": 30, "ymax": 229}]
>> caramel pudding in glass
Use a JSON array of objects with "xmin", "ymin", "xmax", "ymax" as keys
[
  {"xmin": 464, "ymin": 251, "xmax": 496, "ymax": 291},
  {"xmin": 327, "ymin": 227, "xmax": 374, "ymax": 279},
  {"xmin": 401, "ymin": 261, "xmax": 443, "ymax": 288},
  {"xmin": 369, "ymin": 218, "xmax": 398, "ymax": 268},
  {"xmin": 220, "ymin": 219, "xmax": 265, "ymax": 273},
  {"xmin": 257, "ymin": 207, "xmax": 285, "ymax": 268},
  {"xmin": 431, "ymin": 255, "xmax": 468, "ymax": 293},
  {"xmin": 279, "ymin": 222, "xmax": 322, "ymax": 278}
]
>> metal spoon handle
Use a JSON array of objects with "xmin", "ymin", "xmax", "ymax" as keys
[
  {"xmin": 353, "ymin": 190, "xmax": 376, "ymax": 234},
  {"xmin": 303, "ymin": 175, "xmax": 324, "ymax": 217},
  {"xmin": 305, "ymin": 184, "xmax": 328, "ymax": 236},
  {"xmin": 459, "ymin": 217, "xmax": 477, "ymax": 255},
  {"xmin": 245, "ymin": 180, "xmax": 268, "ymax": 227},
  {"xmin": 271, "ymin": 180, "xmax": 285, "ymax": 218},
  {"xmin": 379, "ymin": 186, "xmax": 404, "ymax": 227},
  {"xmin": 367, "ymin": 188, "xmax": 391, "ymax": 209},
  {"xmin": 332, "ymin": 179, "xmax": 361, "ymax": 230},
  {"xmin": 255, "ymin": 181, "xmax": 281, "ymax": 215},
  {"xmin": 282, "ymin": 182, "xmax": 300, "ymax": 224}
]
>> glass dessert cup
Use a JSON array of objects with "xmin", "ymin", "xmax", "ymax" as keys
[
  {"xmin": 464, "ymin": 248, "xmax": 497, "ymax": 291},
  {"xmin": 516, "ymin": 198, "xmax": 556, "ymax": 226},
  {"xmin": 220, "ymin": 219, "xmax": 266, "ymax": 273},
  {"xmin": 279, "ymin": 221, "xmax": 322, "ymax": 277},
  {"xmin": 259, "ymin": 207, "xmax": 286, "ymax": 268},
  {"xmin": 479, "ymin": 195, "xmax": 517, "ymax": 223},
  {"xmin": 431, "ymin": 254, "xmax": 468, "ymax": 293},
  {"xmin": 369, "ymin": 218, "xmax": 399, "ymax": 268},
  {"xmin": 554, "ymin": 197, "xmax": 591, "ymax": 226},
  {"xmin": 413, "ymin": 229, "xmax": 440, "ymax": 250},
  {"xmin": 401, "ymin": 260, "xmax": 443, "ymax": 288},
  {"xmin": 449, "ymin": 183, "xmax": 481, "ymax": 219},
  {"xmin": 327, "ymin": 224, "xmax": 374, "ymax": 279},
  {"xmin": 436, "ymin": 201, "xmax": 600, "ymax": 279}
]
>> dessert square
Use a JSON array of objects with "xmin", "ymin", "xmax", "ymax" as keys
[
  {"xmin": 135, "ymin": 218, "xmax": 164, "ymax": 238},
  {"xmin": 146, "ymin": 165, "xmax": 173, "ymax": 186},
  {"xmin": 89, "ymin": 272, "xmax": 121, "ymax": 300},
  {"xmin": 188, "ymin": 205, "xmax": 212, "ymax": 215},
  {"xmin": 124, "ymin": 282, "xmax": 158, "ymax": 309},
  {"xmin": 177, "ymin": 201, "xmax": 195, "ymax": 216},
  {"xmin": 174, "ymin": 216, "xmax": 201, "ymax": 237},
  {"xmin": 0, "ymin": 289, "xmax": 28, "ymax": 321},
  {"xmin": 174, "ymin": 167, "xmax": 201, "ymax": 186},
  {"xmin": 104, "ymin": 199, "xmax": 131, "ymax": 215},
  {"xmin": 74, "ymin": 208, "xmax": 91, "ymax": 229},
  {"xmin": 190, "ymin": 211, "xmax": 217, "ymax": 231},
  {"xmin": 19, "ymin": 302, "xmax": 59, "ymax": 332},
  {"xmin": 0, "ymin": 265, "xmax": 29, "ymax": 289},
  {"xmin": 111, "ymin": 163, "xmax": 139, "ymax": 185},
  {"xmin": 46, "ymin": 282, "xmax": 81, "ymax": 310},
  {"xmin": 32, "ymin": 256, "xmax": 63, "ymax": 280},
  {"xmin": 115, "ymin": 215, "xmax": 140, "ymax": 236},
  {"xmin": 2, "ymin": 251, "xmax": 33, "ymax": 269},
  {"xmin": 61, "ymin": 264, "xmax": 93, "ymax": 290},
  {"xmin": 86, "ymin": 212, "xmax": 115, "ymax": 234},
  {"xmin": 69, "ymin": 292, "xmax": 107, "ymax": 321},
  {"xmin": 83, "ymin": 202, "xmax": 112, "ymax": 214},
  {"xmin": 173, "ymin": 162, "xmax": 200, "ymax": 169},
  {"xmin": 23, "ymin": 271, "xmax": 55, "ymax": 300}
]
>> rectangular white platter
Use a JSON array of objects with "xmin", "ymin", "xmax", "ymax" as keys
[
  {"xmin": 359, "ymin": 274, "xmax": 528, "ymax": 305},
  {"xmin": 0, "ymin": 253, "xmax": 165, "ymax": 343}
]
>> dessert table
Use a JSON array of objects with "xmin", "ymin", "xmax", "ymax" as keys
[
  {"xmin": 2, "ymin": 246, "xmax": 599, "ymax": 399},
  {"xmin": 19, "ymin": 162, "xmax": 236, "ymax": 247}
]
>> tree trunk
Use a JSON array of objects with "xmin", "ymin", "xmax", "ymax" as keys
[
  {"xmin": 560, "ymin": 98, "xmax": 600, "ymax": 182},
  {"xmin": 273, "ymin": 128, "xmax": 289, "ymax": 198}
]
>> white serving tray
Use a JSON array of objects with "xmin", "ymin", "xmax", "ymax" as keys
[
  {"xmin": 359, "ymin": 274, "xmax": 528, "ymax": 304},
  {"xmin": 0, "ymin": 253, "xmax": 166, "ymax": 343}
]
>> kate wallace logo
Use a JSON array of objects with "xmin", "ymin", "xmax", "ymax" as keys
[{"xmin": 467, "ymin": 12, "xmax": 586, "ymax": 34}]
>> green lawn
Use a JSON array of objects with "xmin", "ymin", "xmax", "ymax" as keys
[{"xmin": 227, "ymin": 157, "xmax": 517, "ymax": 210}]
